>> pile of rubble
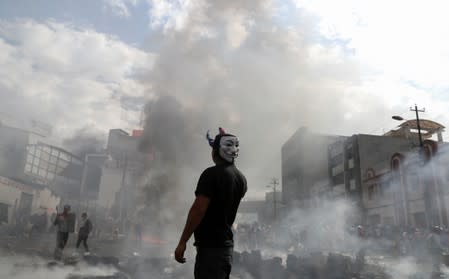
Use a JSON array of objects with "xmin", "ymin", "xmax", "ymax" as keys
[{"xmin": 232, "ymin": 250, "xmax": 390, "ymax": 279}]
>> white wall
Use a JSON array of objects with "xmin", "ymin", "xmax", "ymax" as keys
[
  {"xmin": 0, "ymin": 176, "xmax": 60, "ymax": 224},
  {"xmin": 31, "ymin": 187, "xmax": 60, "ymax": 216},
  {"xmin": 0, "ymin": 176, "xmax": 32, "ymax": 223},
  {"xmin": 97, "ymin": 162, "xmax": 123, "ymax": 208}
]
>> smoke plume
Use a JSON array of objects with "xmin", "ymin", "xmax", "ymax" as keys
[
  {"xmin": 137, "ymin": 0, "xmax": 387, "ymax": 199},
  {"xmin": 62, "ymin": 127, "xmax": 106, "ymax": 159}
]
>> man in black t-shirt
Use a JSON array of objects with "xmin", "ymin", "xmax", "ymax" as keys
[{"xmin": 175, "ymin": 127, "xmax": 247, "ymax": 279}]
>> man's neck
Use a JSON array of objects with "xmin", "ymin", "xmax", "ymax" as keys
[{"xmin": 215, "ymin": 160, "xmax": 233, "ymax": 166}]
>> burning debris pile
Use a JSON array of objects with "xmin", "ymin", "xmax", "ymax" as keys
[{"xmin": 231, "ymin": 250, "xmax": 389, "ymax": 279}]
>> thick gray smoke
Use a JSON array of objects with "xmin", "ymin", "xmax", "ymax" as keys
[
  {"xmin": 134, "ymin": 95, "xmax": 210, "ymax": 251},
  {"xmin": 136, "ymin": 0, "xmax": 392, "ymax": 199},
  {"xmin": 62, "ymin": 127, "xmax": 106, "ymax": 159},
  {"xmin": 139, "ymin": 95, "xmax": 205, "ymax": 168},
  {"xmin": 132, "ymin": 0, "xmax": 394, "ymax": 261}
]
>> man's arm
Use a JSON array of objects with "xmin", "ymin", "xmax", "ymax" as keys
[
  {"xmin": 174, "ymin": 195, "xmax": 210, "ymax": 263},
  {"xmin": 87, "ymin": 220, "xmax": 93, "ymax": 234}
]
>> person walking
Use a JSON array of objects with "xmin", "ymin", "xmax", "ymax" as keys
[
  {"xmin": 76, "ymin": 212, "xmax": 93, "ymax": 254},
  {"xmin": 174, "ymin": 127, "xmax": 247, "ymax": 279},
  {"xmin": 53, "ymin": 204, "xmax": 72, "ymax": 260}
]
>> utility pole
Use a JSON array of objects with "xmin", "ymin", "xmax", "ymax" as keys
[
  {"xmin": 268, "ymin": 178, "xmax": 279, "ymax": 220},
  {"xmin": 410, "ymin": 105, "xmax": 425, "ymax": 147}
]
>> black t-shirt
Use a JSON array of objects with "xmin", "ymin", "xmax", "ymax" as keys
[{"xmin": 194, "ymin": 163, "xmax": 247, "ymax": 248}]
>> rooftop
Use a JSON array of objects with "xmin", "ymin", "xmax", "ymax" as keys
[{"xmin": 384, "ymin": 119, "xmax": 445, "ymax": 140}]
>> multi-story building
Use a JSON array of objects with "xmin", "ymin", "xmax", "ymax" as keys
[
  {"xmin": 104, "ymin": 129, "xmax": 146, "ymax": 222},
  {"xmin": 281, "ymin": 127, "xmax": 341, "ymax": 208},
  {"xmin": 0, "ymin": 175, "xmax": 60, "ymax": 224},
  {"xmin": 0, "ymin": 123, "xmax": 62, "ymax": 224},
  {"xmin": 282, "ymin": 120, "xmax": 448, "ymax": 228}
]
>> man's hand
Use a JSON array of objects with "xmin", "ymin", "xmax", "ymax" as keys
[
  {"xmin": 175, "ymin": 242, "xmax": 187, "ymax": 263},
  {"xmin": 174, "ymin": 195, "xmax": 210, "ymax": 264}
]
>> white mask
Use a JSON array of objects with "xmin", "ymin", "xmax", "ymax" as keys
[{"xmin": 218, "ymin": 136, "xmax": 239, "ymax": 163}]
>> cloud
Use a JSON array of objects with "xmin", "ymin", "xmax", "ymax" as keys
[
  {"xmin": 0, "ymin": 19, "xmax": 152, "ymax": 141},
  {"xmin": 102, "ymin": 0, "xmax": 139, "ymax": 18},
  {"xmin": 294, "ymin": 0, "xmax": 449, "ymax": 92}
]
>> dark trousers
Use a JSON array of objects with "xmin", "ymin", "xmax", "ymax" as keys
[
  {"xmin": 194, "ymin": 247, "xmax": 233, "ymax": 279},
  {"xmin": 54, "ymin": 232, "xmax": 69, "ymax": 260},
  {"xmin": 57, "ymin": 232, "xmax": 69, "ymax": 249},
  {"xmin": 76, "ymin": 234, "xmax": 89, "ymax": 251}
]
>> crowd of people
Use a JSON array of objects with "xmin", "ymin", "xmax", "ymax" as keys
[
  {"xmin": 233, "ymin": 220, "xmax": 449, "ymax": 276},
  {"xmin": 350, "ymin": 224, "xmax": 449, "ymax": 258},
  {"xmin": 235, "ymin": 221, "xmax": 449, "ymax": 261}
]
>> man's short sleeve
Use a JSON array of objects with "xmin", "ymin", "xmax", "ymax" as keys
[
  {"xmin": 195, "ymin": 168, "xmax": 215, "ymax": 198},
  {"xmin": 242, "ymin": 175, "xmax": 248, "ymax": 198}
]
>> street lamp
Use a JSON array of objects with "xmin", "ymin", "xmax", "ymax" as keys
[
  {"xmin": 392, "ymin": 116, "xmax": 404, "ymax": 121},
  {"xmin": 392, "ymin": 104, "xmax": 425, "ymax": 147}
]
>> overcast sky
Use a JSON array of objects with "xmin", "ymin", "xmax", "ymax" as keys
[{"xmin": 1, "ymin": 0, "xmax": 449, "ymax": 198}]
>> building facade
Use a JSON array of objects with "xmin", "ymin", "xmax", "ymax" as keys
[
  {"xmin": 282, "ymin": 120, "xmax": 449, "ymax": 229},
  {"xmin": 0, "ymin": 123, "xmax": 103, "ymax": 217},
  {"xmin": 0, "ymin": 175, "xmax": 60, "ymax": 225},
  {"xmin": 281, "ymin": 127, "xmax": 341, "ymax": 208}
]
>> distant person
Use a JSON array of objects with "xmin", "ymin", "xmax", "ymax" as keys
[
  {"xmin": 76, "ymin": 212, "xmax": 93, "ymax": 254},
  {"xmin": 399, "ymin": 232, "xmax": 412, "ymax": 256},
  {"xmin": 125, "ymin": 218, "xmax": 132, "ymax": 238},
  {"xmin": 53, "ymin": 205, "xmax": 72, "ymax": 260},
  {"xmin": 175, "ymin": 127, "xmax": 247, "ymax": 279},
  {"xmin": 112, "ymin": 227, "xmax": 119, "ymax": 240},
  {"xmin": 357, "ymin": 225, "xmax": 365, "ymax": 238},
  {"xmin": 134, "ymin": 222, "xmax": 143, "ymax": 247}
]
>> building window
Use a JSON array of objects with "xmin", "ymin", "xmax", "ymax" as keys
[
  {"xmin": 24, "ymin": 143, "xmax": 83, "ymax": 183},
  {"xmin": 332, "ymin": 164, "xmax": 344, "ymax": 176},
  {"xmin": 350, "ymin": 179, "xmax": 356, "ymax": 190},
  {"xmin": 367, "ymin": 183, "xmax": 381, "ymax": 200},
  {"xmin": 25, "ymin": 164, "xmax": 32, "ymax": 173},
  {"xmin": 348, "ymin": 158, "xmax": 354, "ymax": 168},
  {"xmin": 368, "ymin": 185, "xmax": 374, "ymax": 200}
]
